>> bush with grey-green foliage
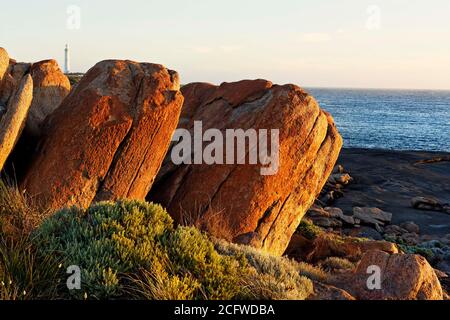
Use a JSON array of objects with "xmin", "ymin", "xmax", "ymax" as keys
[
  {"xmin": 297, "ymin": 219, "xmax": 323, "ymax": 240},
  {"xmin": 34, "ymin": 200, "xmax": 317, "ymax": 300},
  {"xmin": 34, "ymin": 200, "xmax": 174, "ymax": 299}
]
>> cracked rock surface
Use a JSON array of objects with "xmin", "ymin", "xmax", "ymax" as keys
[
  {"xmin": 22, "ymin": 60, "xmax": 183, "ymax": 211},
  {"xmin": 149, "ymin": 79, "xmax": 343, "ymax": 255}
]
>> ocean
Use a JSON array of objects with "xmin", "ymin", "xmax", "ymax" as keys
[{"xmin": 307, "ymin": 88, "xmax": 450, "ymax": 152}]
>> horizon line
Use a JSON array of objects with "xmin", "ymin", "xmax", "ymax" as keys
[{"xmin": 63, "ymin": 73, "xmax": 450, "ymax": 92}]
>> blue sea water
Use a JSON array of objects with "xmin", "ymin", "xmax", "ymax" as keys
[{"xmin": 306, "ymin": 88, "xmax": 450, "ymax": 152}]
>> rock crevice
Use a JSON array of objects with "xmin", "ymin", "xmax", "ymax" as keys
[{"xmin": 22, "ymin": 60, "xmax": 184, "ymax": 211}]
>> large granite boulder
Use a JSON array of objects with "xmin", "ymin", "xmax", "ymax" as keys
[
  {"xmin": 0, "ymin": 74, "xmax": 33, "ymax": 170},
  {"xmin": 0, "ymin": 48, "xmax": 8, "ymax": 86},
  {"xmin": 0, "ymin": 48, "xmax": 34, "ymax": 172},
  {"xmin": 22, "ymin": 60, "xmax": 183, "ymax": 211},
  {"xmin": 0, "ymin": 61, "xmax": 32, "ymax": 106},
  {"xmin": 27, "ymin": 59, "xmax": 71, "ymax": 137},
  {"xmin": 335, "ymin": 250, "xmax": 443, "ymax": 300},
  {"xmin": 149, "ymin": 79, "xmax": 343, "ymax": 255},
  {"xmin": 0, "ymin": 51, "xmax": 70, "ymax": 178}
]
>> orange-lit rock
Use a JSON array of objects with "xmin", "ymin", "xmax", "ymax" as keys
[
  {"xmin": 22, "ymin": 60, "xmax": 183, "ymax": 211},
  {"xmin": 0, "ymin": 74, "xmax": 33, "ymax": 170},
  {"xmin": 0, "ymin": 48, "xmax": 8, "ymax": 86},
  {"xmin": 27, "ymin": 59, "xmax": 71, "ymax": 136},
  {"xmin": 149, "ymin": 79, "xmax": 343, "ymax": 255},
  {"xmin": 337, "ymin": 250, "xmax": 443, "ymax": 300}
]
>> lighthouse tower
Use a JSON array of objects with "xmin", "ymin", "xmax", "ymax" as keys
[{"xmin": 64, "ymin": 44, "xmax": 70, "ymax": 74}]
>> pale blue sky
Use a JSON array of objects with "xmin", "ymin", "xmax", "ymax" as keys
[{"xmin": 1, "ymin": 0, "xmax": 449, "ymax": 89}]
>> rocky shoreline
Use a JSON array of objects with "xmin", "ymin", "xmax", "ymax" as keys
[
  {"xmin": 313, "ymin": 148, "xmax": 450, "ymax": 235},
  {"xmin": 288, "ymin": 148, "xmax": 450, "ymax": 293}
]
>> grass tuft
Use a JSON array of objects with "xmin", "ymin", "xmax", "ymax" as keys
[{"xmin": 0, "ymin": 179, "xmax": 59, "ymax": 300}]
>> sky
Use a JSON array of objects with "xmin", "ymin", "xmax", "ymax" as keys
[{"xmin": 1, "ymin": 0, "xmax": 450, "ymax": 90}]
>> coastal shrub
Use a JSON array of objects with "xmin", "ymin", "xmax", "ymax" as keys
[
  {"xmin": 162, "ymin": 227, "xmax": 247, "ymax": 300},
  {"xmin": 297, "ymin": 219, "xmax": 323, "ymax": 240},
  {"xmin": 214, "ymin": 239, "xmax": 320, "ymax": 299},
  {"xmin": 33, "ymin": 199, "xmax": 317, "ymax": 300},
  {"xmin": 400, "ymin": 245, "xmax": 434, "ymax": 262},
  {"xmin": 34, "ymin": 200, "xmax": 175, "ymax": 299},
  {"xmin": 215, "ymin": 239, "xmax": 326, "ymax": 282},
  {"xmin": 1, "ymin": 178, "xmax": 317, "ymax": 301},
  {"xmin": 127, "ymin": 227, "xmax": 249, "ymax": 300},
  {"xmin": 384, "ymin": 235, "xmax": 435, "ymax": 262},
  {"xmin": 240, "ymin": 270, "xmax": 312, "ymax": 300},
  {"xmin": 319, "ymin": 257, "xmax": 355, "ymax": 272},
  {"xmin": 127, "ymin": 255, "xmax": 201, "ymax": 300}
]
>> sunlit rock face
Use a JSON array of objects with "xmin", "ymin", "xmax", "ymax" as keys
[
  {"xmin": 149, "ymin": 79, "xmax": 343, "ymax": 256},
  {"xmin": 22, "ymin": 59, "xmax": 183, "ymax": 211},
  {"xmin": 0, "ymin": 48, "xmax": 34, "ymax": 171}
]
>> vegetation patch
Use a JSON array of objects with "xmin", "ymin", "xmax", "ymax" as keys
[
  {"xmin": 297, "ymin": 219, "xmax": 324, "ymax": 240},
  {"xmin": 0, "ymin": 180, "xmax": 59, "ymax": 300},
  {"xmin": 0, "ymin": 196, "xmax": 315, "ymax": 300},
  {"xmin": 319, "ymin": 257, "xmax": 355, "ymax": 272},
  {"xmin": 384, "ymin": 235, "xmax": 435, "ymax": 262}
]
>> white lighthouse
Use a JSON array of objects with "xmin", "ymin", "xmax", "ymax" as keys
[{"xmin": 64, "ymin": 44, "xmax": 70, "ymax": 74}]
